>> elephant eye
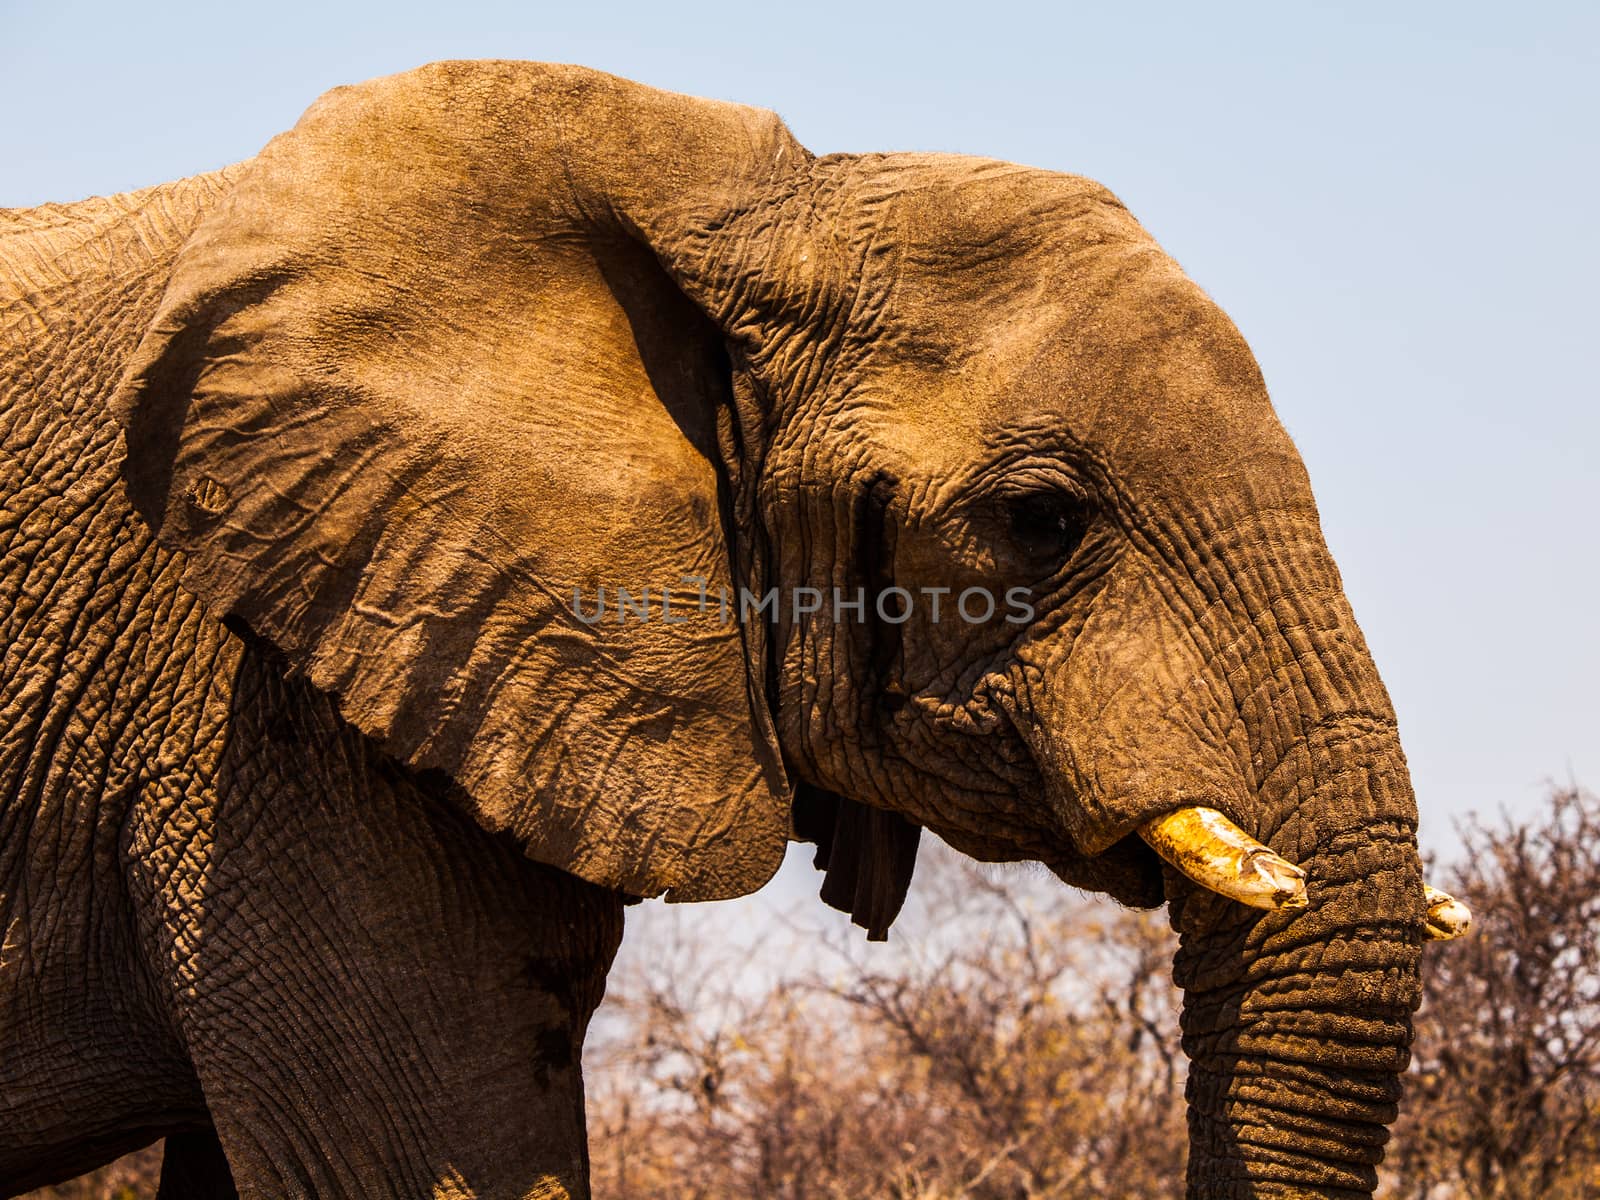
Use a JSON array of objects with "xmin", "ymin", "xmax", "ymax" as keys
[{"xmin": 1005, "ymin": 490, "xmax": 1093, "ymax": 569}]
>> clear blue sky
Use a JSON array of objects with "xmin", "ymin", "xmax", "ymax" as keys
[{"xmin": 3, "ymin": 0, "xmax": 1595, "ymax": 862}]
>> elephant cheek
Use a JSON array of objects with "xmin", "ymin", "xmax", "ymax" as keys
[{"xmin": 1014, "ymin": 564, "xmax": 1256, "ymax": 860}]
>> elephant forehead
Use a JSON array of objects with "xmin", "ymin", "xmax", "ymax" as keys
[
  {"xmin": 886, "ymin": 162, "xmax": 1145, "ymax": 287},
  {"xmin": 834, "ymin": 158, "xmax": 1152, "ymax": 338},
  {"xmin": 829, "ymin": 251, "xmax": 1303, "ymax": 507}
]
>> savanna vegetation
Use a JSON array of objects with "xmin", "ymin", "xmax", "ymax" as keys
[{"xmin": 27, "ymin": 785, "xmax": 1599, "ymax": 1200}]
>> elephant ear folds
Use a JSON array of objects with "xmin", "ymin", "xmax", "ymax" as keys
[
  {"xmin": 110, "ymin": 62, "xmax": 798, "ymax": 902},
  {"xmin": 793, "ymin": 784, "xmax": 922, "ymax": 940}
]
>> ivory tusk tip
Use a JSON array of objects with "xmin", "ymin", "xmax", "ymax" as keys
[
  {"xmin": 1240, "ymin": 848, "xmax": 1309, "ymax": 910},
  {"xmin": 1423, "ymin": 884, "xmax": 1472, "ymax": 941}
]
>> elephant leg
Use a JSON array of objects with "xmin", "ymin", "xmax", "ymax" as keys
[
  {"xmin": 124, "ymin": 645, "xmax": 625, "ymax": 1199},
  {"xmin": 157, "ymin": 1129, "xmax": 238, "ymax": 1200}
]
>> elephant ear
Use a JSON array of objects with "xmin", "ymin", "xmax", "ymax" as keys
[{"xmin": 111, "ymin": 61, "xmax": 809, "ymax": 901}]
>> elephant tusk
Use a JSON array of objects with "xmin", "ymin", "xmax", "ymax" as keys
[
  {"xmin": 1138, "ymin": 807, "xmax": 1309, "ymax": 911},
  {"xmin": 1423, "ymin": 884, "xmax": 1472, "ymax": 940}
]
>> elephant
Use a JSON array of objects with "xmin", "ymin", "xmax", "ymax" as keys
[{"xmin": 0, "ymin": 59, "xmax": 1471, "ymax": 1199}]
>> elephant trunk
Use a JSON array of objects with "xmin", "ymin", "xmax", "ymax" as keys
[
  {"xmin": 1022, "ymin": 497, "xmax": 1429, "ymax": 1195},
  {"xmin": 1173, "ymin": 735, "xmax": 1422, "ymax": 1197},
  {"xmin": 1164, "ymin": 553, "xmax": 1426, "ymax": 1196}
]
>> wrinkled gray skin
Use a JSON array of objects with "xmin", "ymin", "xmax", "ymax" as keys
[{"xmin": 1, "ymin": 62, "xmax": 1429, "ymax": 1198}]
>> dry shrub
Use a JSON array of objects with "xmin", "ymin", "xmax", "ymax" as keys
[
  {"xmin": 17, "ymin": 1143, "xmax": 162, "ymax": 1199},
  {"xmin": 586, "ymin": 848, "xmax": 1187, "ymax": 1200},
  {"xmin": 1382, "ymin": 784, "xmax": 1600, "ymax": 1200}
]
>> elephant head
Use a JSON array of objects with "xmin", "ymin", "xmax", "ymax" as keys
[{"xmin": 112, "ymin": 61, "xmax": 1467, "ymax": 1196}]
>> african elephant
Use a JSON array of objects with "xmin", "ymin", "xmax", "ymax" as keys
[{"xmin": 0, "ymin": 60, "xmax": 1468, "ymax": 1199}]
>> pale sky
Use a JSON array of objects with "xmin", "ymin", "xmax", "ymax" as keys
[{"xmin": 4, "ymin": 0, "xmax": 1594, "ymax": 905}]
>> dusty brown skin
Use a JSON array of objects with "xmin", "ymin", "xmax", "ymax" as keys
[{"xmin": 0, "ymin": 61, "xmax": 1436, "ymax": 1197}]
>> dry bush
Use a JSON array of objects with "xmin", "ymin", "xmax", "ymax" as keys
[
  {"xmin": 593, "ymin": 784, "xmax": 1600, "ymax": 1200},
  {"xmin": 17, "ymin": 1143, "xmax": 162, "ymax": 1199},
  {"xmin": 586, "ymin": 849, "xmax": 1187, "ymax": 1200},
  {"xmin": 1382, "ymin": 784, "xmax": 1600, "ymax": 1200}
]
